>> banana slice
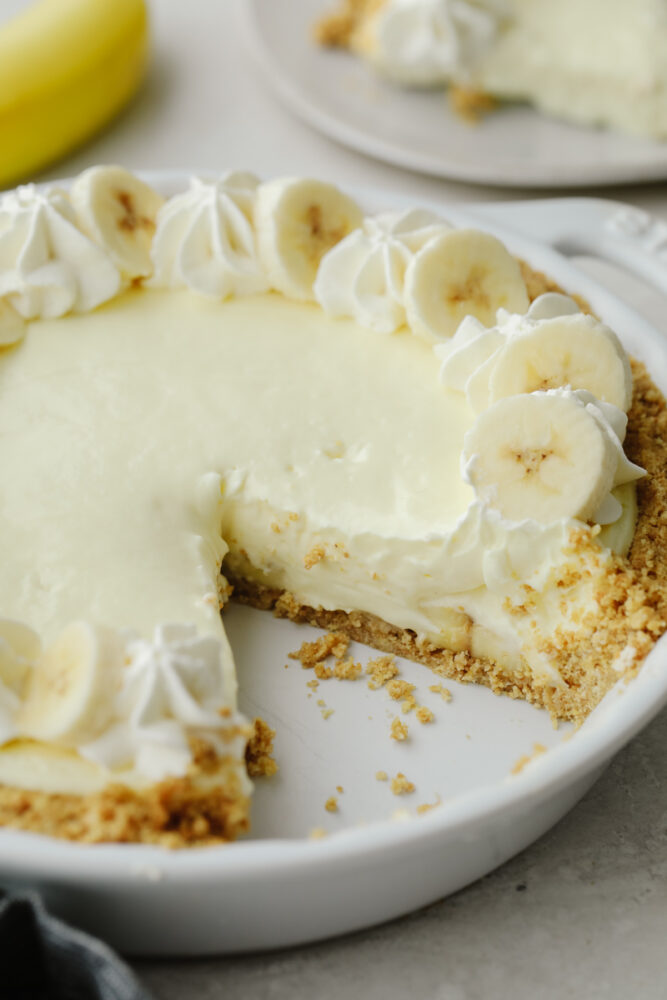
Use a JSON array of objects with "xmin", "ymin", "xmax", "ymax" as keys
[
  {"xmin": 0, "ymin": 299, "xmax": 26, "ymax": 347},
  {"xmin": 17, "ymin": 621, "xmax": 125, "ymax": 745},
  {"xmin": 0, "ymin": 619, "xmax": 41, "ymax": 693},
  {"xmin": 70, "ymin": 166, "xmax": 165, "ymax": 280},
  {"xmin": 255, "ymin": 178, "xmax": 363, "ymax": 300},
  {"xmin": 487, "ymin": 315, "xmax": 633, "ymax": 412},
  {"xmin": 404, "ymin": 229, "xmax": 529, "ymax": 342},
  {"xmin": 462, "ymin": 391, "xmax": 619, "ymax": 524}
]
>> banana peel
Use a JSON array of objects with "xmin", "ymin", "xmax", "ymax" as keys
[{"xmin": 0, "ymin": 0, "xmax": 149, "ymax": 190}]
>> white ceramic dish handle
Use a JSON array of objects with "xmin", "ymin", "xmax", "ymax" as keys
[{"xmin": 470, "ymin": 198, "xmax": 667, "ymax": 300}]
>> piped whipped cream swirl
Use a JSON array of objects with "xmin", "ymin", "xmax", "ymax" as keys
[
  {"xmin": 0, "ymin": 185, "xmax": 121, "ymax": 319},
  {"xmin": 314, "ymin": 209, "xmax": 449, "ymax": 333},
  {"xmin": 362, "ymin": 0, "xmax": 507, "ymax": 85},
  {"xmin": 151, "ymin": 173, "xmax": 269, "ymax": 299},
  {"xmin": 80, "ymin": 624, "xmax": 237, "ymax": 781},
  {"xmin": 3, "ymin": 617, "xmax": 239, "ymax": 783}
]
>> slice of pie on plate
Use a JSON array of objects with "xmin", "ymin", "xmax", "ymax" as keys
[{"xmin": 315, "ymin": 0, "xmax": 667, "ymax": 137}]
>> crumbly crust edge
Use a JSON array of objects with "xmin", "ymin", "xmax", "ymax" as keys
[{"xmin": 0, "ymin": 737, "xmax": 251, "ymax": 848}]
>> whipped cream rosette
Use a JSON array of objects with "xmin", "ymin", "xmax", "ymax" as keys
[
  {"xmin": 356, "ymin": 0, "xmax": 507, "ymax": 85},
  {"xmin": 314, "ymin": 208, "xmax": 449, "ymax": 333},
  {"xmin": 151, "ymin": 172, "xmax": 269, "ymax": 298},
  {"xmin": 0, "ymin": 185, "xmax": 121, "ymax": 320},
  {"xmin": 11, "ymin": 620, "xmax": 240, "ymax": 784},
  {"xmin": 79, "ymin": 624, "xmax": 235, "ymax": 781}
]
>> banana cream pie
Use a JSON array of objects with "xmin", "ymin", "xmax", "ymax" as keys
[
  {"xmin": 315, "ymin": 0, "xmax": 667, "ymax": 137},
  {"xmin": 0, "ymin": 166, "xmax": 665, "ymax": 845}
]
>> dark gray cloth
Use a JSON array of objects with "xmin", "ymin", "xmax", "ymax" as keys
[{"xmin": 0, "ymin": 892, "xmax": 153, "ymax": 1000}]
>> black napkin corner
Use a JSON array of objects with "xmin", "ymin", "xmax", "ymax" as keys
[{"xmin": 0, "ymin": 891, "xmax": 153, "ymax": 1000}]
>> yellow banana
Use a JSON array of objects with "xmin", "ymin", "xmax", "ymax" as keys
[{"xmin": 0, "ymin": 0, "xmax": 149, "ymax": 190}]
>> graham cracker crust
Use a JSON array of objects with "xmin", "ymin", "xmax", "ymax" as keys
[{"xmin": 0, "ymin": 739, "xmax": 250, "ymax": 848}]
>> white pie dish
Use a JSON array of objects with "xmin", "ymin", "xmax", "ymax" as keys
[
  {"xmin": 0, "ymin": 172, "xmax": 666, "ymax": 955},
  {"xmin": 243, "ymin": 0, "xmax": 667, "ymax": 189}
]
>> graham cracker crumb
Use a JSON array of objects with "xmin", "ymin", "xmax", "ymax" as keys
[
  {"xmin": 289, "ymin": 632, "xmax": 349, "ymax": 668},
  {"xmin": 321, "ymin": 708, "xmax": 335, "ymax": 720},
  {"xmin": 245, "ymin": 718, "xmax": 278, "ymax": 778},
  {"xmin": 416, "ymin": 706, "xmax": 435, "ymax": 724},
  {"xmin": 304, "ymin": 544, "xmax": 326, "ymax": 569},
  {"xmin": 325, "ymin": 796, "xmax": 339, "ymax": 813},
  {"xmin": 309, "ymin": 827, "xmax": 328, "ymax": 839},
  {"xmin": 448, "ymin": 84, "xmax": 498, "ymax": 123},
  {"xmin": 366, "ymin": 655, "xmax": 399, "ymax": 689},
  {"xmin": 511, "ymin": 743, "xmax": 547, "ymax": 775},
  {"xmin": 336, "ymin": 785, "xmax": 344, "ymax": 794},
  {"xmin": 306, "ymin": 679, "xmax": 319, "ymax": 691},
  {"xmin": 390, "ymin": 717, "xmax": 409, "ymax": 742},
  {"xmin": 375, "ymin": 770, "xmax": 388, "ymax": 782},
  {"xmin": 313, "ymin": 0, "xmax": 385, "ymax": 47},
  {"xmin": 333, "ymin": 657, "xmax": 363, "ymax": 680},
  {"xmin": 386, "ymin": 679, "xmax": 415, "ymax": 701},
  {"xmin": 417, "ymin": 797, "xmax": 441, "ymax": 815},
  {"xmin": 429, "ymin": 684, "xmax": 452, "ymax": 702},
  {"xmin": 390, "ymin": 772, "xmax": 415, "ymax": 796}
]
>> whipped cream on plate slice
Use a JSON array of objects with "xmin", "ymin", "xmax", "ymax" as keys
[{"xmin": 357, "ymin": 0, "xmax": 507, "ymax": 86}]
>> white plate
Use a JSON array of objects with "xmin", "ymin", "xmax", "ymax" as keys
[
  {"xmin": 1, "ymin": 172, "xmax": 667, "ymax": 957},
  {"xmin": 244, "ymin": 0, "xmax": 667, "ymax": 189}
]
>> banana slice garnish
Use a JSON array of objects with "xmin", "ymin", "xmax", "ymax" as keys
[
  {"xmin": 0, "ymin": 299, "xmax": 26, "ymax": 347},
  {"xmin": 462, "ymin": 391, "xmax": 626, "ymax": 525},
  {"xmin": 404, "ymin": 229, "xmax": 529, "ymax": 342},
  {"xmin": 488, "ymin": 315, "xmax": 633, "ymax": 413},
  {"xmin": 70, "ymin": 165, "xmax": 165, "ymax": 281},
  {"xmin": 255, "ymin": 178, "xmax": 363, "ymax": 300},
  {"xmin": 0, "ymin": 619, "xmax": 41, "ymax": 694},
  {"xmin": 17, "ymin": 621, "xmax": 125, "ymax": 745}
]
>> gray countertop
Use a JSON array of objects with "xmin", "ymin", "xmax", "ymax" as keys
[{"xmin": 29, "ymin": 0, "xmax": 667, "ymax": 993}]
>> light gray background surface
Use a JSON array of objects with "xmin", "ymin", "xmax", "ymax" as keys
[{"xmin": 24, "ymin": 0, "xmax": 667, "ymax": 994}]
